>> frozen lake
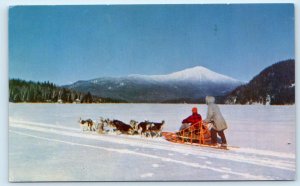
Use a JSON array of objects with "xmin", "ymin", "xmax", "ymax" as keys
[{"xmin": 9, "ymin": 103, "xmax": 296, "ymax": 181}]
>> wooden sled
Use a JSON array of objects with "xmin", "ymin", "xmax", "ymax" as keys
[{"xmin": 162, "ymin": 121, "xmax": 231, "ymax": 150}]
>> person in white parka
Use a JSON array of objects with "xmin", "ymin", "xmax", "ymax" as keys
[{"xmin": 203, "ymin": 96, "xmax": 228, "ymax": 147}]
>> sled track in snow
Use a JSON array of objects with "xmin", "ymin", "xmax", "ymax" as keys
[{"xmin": 9, "ymin": 119, "xmax": 295, "ymax": 180}]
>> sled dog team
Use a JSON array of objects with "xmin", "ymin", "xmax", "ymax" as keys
[{"xmin": 79, "ymin": 117, "xmax": 164, "ymax": 138}]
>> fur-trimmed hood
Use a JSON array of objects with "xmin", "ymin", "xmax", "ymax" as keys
[{"xmin": 205, "ymin": 96, "xmax": 215, "ymax": 104}]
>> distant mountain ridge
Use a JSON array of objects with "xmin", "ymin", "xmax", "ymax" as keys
[
  {"xmin": 65, "ymin": 66, "xmax": 242, "ymax": 103},
  {"xmin": 225, "ymin": 59, "xmax": 295, "ymax": 105}
]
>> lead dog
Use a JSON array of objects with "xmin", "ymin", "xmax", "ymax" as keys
[{"xmin": 79, "ymin": 117, "xmax": 96, "ymax": 131}]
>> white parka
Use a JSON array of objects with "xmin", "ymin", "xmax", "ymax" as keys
[{"xmin": 204, "ymin": 96, "xmax": 228, "ymax": 131}]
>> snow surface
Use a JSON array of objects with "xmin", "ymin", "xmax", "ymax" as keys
[{"xmin": 9, "ymin": 103, "xmax": 295, "ymax": 181}]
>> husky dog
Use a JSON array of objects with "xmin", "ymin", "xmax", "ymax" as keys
[
  {"xmin": 97, "ymin": 117, "xmax": 107, "ymax": 134},
  {"xmin": 78, "ymin": 117, "xmax": 96, "ymax": 131},
  {"xmin": 107, "ymin": 119, "xmax": 134, "ymax": 135},
  {"xmin": 149, "ymin": 120, "xmax": 165, "ymax": 137},
  {"xmin": 129, "ymin": 120, "xmax": 138, "ymax": 134},
  {"xmin": 135, "ymin": 121, "xmax": 151, "ymax": 137}
]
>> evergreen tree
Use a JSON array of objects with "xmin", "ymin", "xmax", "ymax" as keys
[{"xmin": 9, "ymin": 79, "xmax": 126, "ymax": 103}]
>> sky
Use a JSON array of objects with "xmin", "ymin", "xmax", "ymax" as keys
[{"xmin": 9, "ymin": 4, "xmax": 294, "ymax": 85}]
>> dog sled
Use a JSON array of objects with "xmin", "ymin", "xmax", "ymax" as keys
[{"xmin": 162, "ymin": 121, "xmax": 230, "ymax": 150}]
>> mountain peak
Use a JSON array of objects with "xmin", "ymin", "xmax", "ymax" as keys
[
  {"xmin": 183, "ymin": 66, "xmax": 209, "ymax": 71},
  {"xmin": 138, "ymin": 66, "xmax": 241, "ymax": 84},
  {"xmin": 169, "ymin": 65, "xmax": 215, "ymax": 76}
]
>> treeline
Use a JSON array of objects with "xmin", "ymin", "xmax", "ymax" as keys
[
  {"xmin": 9, "ymin": 79, "xmax": 127, "ymax": 103},
  {"xmin": 161, "ymin": 96, "xmax": 225, "ymax": 104},
  {"xmin": 225, "ymin": 59, "xmax": 295, "ymax": 105}
]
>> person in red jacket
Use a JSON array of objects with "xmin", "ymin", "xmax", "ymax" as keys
[{"xmin": 179, "ymin": 107, "xmax": 202, "ymax": 131}]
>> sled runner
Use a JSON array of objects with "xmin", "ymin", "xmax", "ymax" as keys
[{"xmin": 162, "ymin": 121, "xmax": 230, "ymax": 150}]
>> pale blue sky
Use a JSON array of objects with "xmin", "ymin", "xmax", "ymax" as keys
[{"xmin": 9, "ymin": 4, "xmax": 294, "ymax": 85}]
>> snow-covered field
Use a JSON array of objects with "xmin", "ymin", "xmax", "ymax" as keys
[{"xmin": 9, "ymin": 103, "xmax": 295, "ymax": 181}]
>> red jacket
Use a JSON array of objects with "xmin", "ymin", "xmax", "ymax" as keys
[{"xmin": 182, "ymin": 113, "xmax": 202, "ymax": 127}]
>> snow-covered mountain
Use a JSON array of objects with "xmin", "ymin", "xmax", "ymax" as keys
[
  {"xmin": 65, "ymin": 66, "xmax": 242, "ymax": 103},
  {"xmin": 128, "ymin": 66, "xmax": 240, "ymax": 84}
]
